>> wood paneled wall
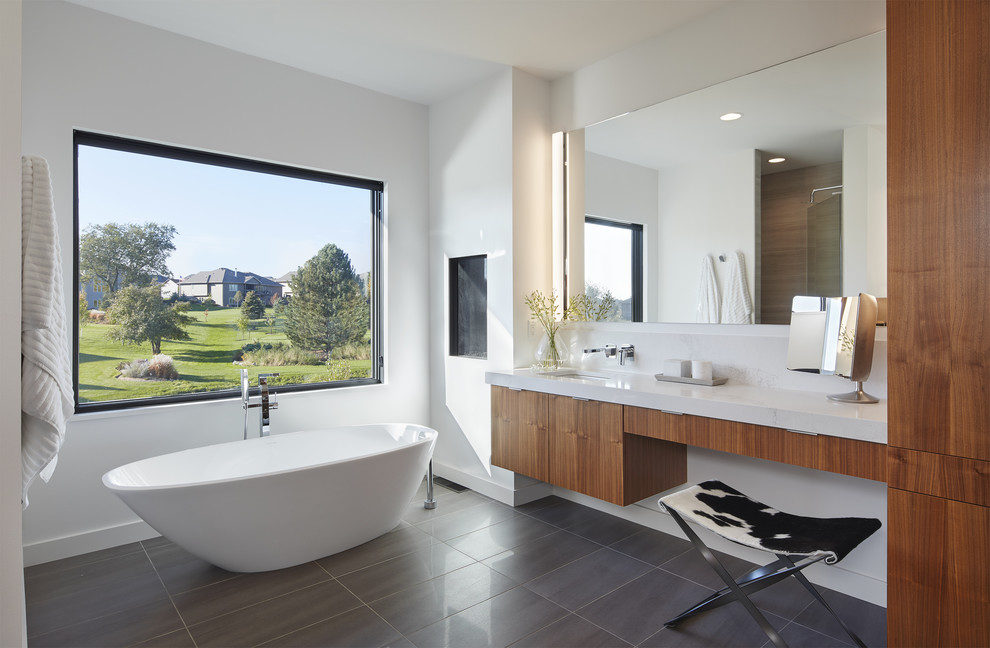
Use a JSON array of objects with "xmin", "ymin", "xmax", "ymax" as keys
[{"xmin": 887, "ymin": 0, "xmax": 990, "ymax": 644}]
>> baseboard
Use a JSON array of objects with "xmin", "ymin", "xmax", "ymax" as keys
[
  {"xmin": 431, "ymin": 461, "xmax": 552, "ymax": 506},
  {"xmin": 23, "ymin": 520, "xmax": 160, "ymax": 567}
]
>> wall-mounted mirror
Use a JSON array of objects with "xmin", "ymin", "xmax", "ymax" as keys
[{"xmin": 562, "ymin": 31, "xmax": 886, "ymax": 324}]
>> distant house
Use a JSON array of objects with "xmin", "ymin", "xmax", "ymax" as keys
[
  {"xmin": 174, "ymin": 268, "xmax": 282, "ymax": 306},
  {"xmin": 159, "ymin": 278, "xmax": 180, "ymax": 300},
  {"xmin": 276, "ymin": 270, "xmax": 296, "ymax": 299},
  {"xmin": 82, "ymin": 274, "xmax": 172, "ymax": 309}
]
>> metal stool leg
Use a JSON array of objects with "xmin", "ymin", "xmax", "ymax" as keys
[
  {"xmin": 665, "ymin": 508, "xmax": 789, "ymax": 648},
  {"xmin": 778, "ymin": 555, "xmax": 868, "ymax": 648},
  {"xmin": 665, "ymin": 554, "xmax": 827, "ymax": 625}
]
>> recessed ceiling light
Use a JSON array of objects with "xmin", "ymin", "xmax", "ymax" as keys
[
  {"xmin": 768, "ymin": 157, "xmax": 786, "ymax": 164},
  {"xmin": 720, "ymin": 112, "xmax": 743, "ymax": 121}
]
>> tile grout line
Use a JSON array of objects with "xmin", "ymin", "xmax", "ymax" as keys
[{"xmin": 140, "ymin": 540, "xmax": 200, "ymax": 648}]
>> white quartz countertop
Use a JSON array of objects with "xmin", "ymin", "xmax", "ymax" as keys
[{"xmin": 485, "ymin": 369, "xmax": 887, "ymax": 444}]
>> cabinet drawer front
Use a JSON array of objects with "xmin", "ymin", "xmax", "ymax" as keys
[
  {"xmin": 623, "ymin": 406, "xmax": 687, "ymax": 442},
  {"xmin": 889, "ymin": 447, "xmax": 990, "ymax": 506}
]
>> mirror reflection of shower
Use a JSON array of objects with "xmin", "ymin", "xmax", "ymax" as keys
[
  {"xmin": 807, "ymin": 183, "xmax": 843, "ymax": 298},
  {"xmin": 758, "ymin": 159, "xmax": 844, "ymax": 324}
]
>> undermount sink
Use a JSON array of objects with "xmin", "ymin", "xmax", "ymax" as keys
[{"xmin": 547, "ymin": 371, "xmax": 612, "ymax": 382}]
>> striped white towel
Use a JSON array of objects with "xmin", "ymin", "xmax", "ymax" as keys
[
  {"xmin": 721, "ymin": 250, "xmax": 753, "ymax": 324},
  {"xmin": 22, "ymin": 156, "xmax": 74, "ymax": 508},
  {"xmin": 696, "ymin": 255, "xmax": 720, "ymax": 323}
]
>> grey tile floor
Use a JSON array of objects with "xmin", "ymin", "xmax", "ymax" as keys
[{"xmin": 24, "ymin": 482, "xmax": 886, "ymax": 647}]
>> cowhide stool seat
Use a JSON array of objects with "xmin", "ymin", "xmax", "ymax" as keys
[{"xmin": 659, "ymin": 480, "xmax": 881, "ymax": 648}]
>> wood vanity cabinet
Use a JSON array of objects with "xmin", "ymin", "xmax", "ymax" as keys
[{"xmin": 490, "ymin": 386, "xmax": 686, "ymax": 506}]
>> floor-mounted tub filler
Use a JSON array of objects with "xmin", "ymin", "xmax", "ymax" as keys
[{"xmin": 102, "ymin": 424, "xmax": 438, "ymax": 572}]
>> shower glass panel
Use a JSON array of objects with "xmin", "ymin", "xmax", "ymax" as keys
[{"xmin": 807, "ymin": 194, "xmax": 842, "ymax": 296}]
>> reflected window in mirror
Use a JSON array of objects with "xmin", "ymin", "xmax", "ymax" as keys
[{"xmin": 584, "ymin": 217, "xmax": 643, "ymax": 321}]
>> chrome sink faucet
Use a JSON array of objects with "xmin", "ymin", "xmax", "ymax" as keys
[
  {"xmin": 583, "ymin": 344, "xmax": 635, "ymax": 365},
  {"xmin": 583, "ymin": 344, "xmax": 617, "ymax": 359},
  {"xmin": 241, "ymin": 369, "xmax": 279, "ymax": 439}
]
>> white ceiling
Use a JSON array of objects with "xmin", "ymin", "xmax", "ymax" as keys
[{"xmin": 63, "ymin": 0, "xmax": 737, "ymax": 105}]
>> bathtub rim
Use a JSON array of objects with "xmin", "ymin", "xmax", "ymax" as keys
[{"xmin": 101, "ymin": 423, "xmax": 437, "ymax": 493}]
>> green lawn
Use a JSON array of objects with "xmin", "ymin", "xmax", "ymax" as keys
[{"xmin": 78, "ymin": 305, "xmax": 371, "ymax": 403}]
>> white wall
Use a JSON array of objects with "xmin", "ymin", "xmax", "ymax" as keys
[
  {"xmin": 657, "ymin": 150, "xmax": 756, "ymax": 323},
  {"xmin": 428, "ymin": 70, "xmax": 515, "ymax": 497},
  {"xmin": 1, "ymin": 0, "xmax": 26, "ymax": 643},
  {"xmin": 21, "ymin": 0, "xmax": 431, "ymax": 563},
  {"xmin": 427, "ymin": 68, "xmax": 552, "ymax": 502},
  {"xmin": 842, "ymin": 124, "xmax": 887, "ymax": 297},
  {"xmin": 584, "ymin": 152, "xmax": 660, "ymax": 321}
]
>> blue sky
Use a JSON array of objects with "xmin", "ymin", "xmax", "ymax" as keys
[{"xmin": 77, "ymin": 145, "xmax": 373, "ymax": 279}]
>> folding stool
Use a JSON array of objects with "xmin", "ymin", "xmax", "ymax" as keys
[{"xmin": 659, "ymin": 480, "xmax": 881, "ymax": 648}]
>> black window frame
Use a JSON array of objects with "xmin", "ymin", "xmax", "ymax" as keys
[
  {"xmin": 73, "ymin": 130, "xmax": 384, "ymax": 413},
  {"xmin": 584, "ymin": 216, "xmax": 644, "ymax": 322}
]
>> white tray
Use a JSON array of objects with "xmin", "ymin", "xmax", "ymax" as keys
[{"xmin": 654, "ymin": 373, "xmax": 727, "ymax": 386}]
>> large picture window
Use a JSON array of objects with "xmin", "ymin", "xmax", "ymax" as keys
[{"xmin": 74, "ymin": 131, "xmax": 383, "ymax": 412}]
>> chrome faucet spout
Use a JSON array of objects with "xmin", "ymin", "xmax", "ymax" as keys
[{"xmin": 583, "ymin": 344, "xmax": 617, "ymax": 358}]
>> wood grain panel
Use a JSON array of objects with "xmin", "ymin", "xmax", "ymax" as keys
[
  {"xmin": 622, "ymin": 406, "xmax": 687, "ymax": 443},
  {"xmin": 888, "ymin": 488, "xmax": 990, "ymax": 647},
  {"xmin": 888, "ymin": 447, "xmax": 990, "ymax": 507},
  {"xmin": 887, "ymin": 0, "xmax": 990, "ymax": 462},
  {"xmin": 819, "ymin": 435, "xmax": 887, "ymax": 482},
  {"xmin": 549, "ymin": 395, "xmax": 624, "ymax": 504},
  {"xmin": 624, "ymin": 406, "xmax": 885, "ymax": 481},
  {"xmin": 490, "ymin": 386, "xmax": 548, "ymax": 481}
]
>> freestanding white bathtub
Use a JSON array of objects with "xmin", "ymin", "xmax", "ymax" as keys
[{"xmin": 102, "ymin": 424, "xmax": 437, "ymax": 572}]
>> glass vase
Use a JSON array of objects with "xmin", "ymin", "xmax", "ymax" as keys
[{"xmin": 532, "ymin": 330, "xmax": 569, "ymax": 373}]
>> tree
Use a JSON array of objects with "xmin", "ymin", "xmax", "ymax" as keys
[
  {"xmin": 240, "ymin": 290, "xmax": 265, "ymax": 320},
  {"xmin": 105, "ymin": 285, "xmax": 192, "ymax": 355},
  {"xmin": 284, "ymin": 244, "xmax": 368, "ymax": 358},
  {"xmin": 80, "ymin": 222, "xmax": 177, "ymax": 296},
  {"xmin": 233, "ymin": 290, "xmax": 243, "ymax": 307}
]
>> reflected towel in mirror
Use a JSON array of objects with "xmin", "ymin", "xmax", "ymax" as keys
[
  {"xmin": 696, "ymin": 255, "xmax": 720, "ymax": 323},
  {"xmin": 721, "ymin": 250, "xmax": 753, "ymax": 324}
]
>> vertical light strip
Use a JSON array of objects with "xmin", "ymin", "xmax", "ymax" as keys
[{"xmin": 551, "ymin": 131, "xmax": 567, "ymax": 301}]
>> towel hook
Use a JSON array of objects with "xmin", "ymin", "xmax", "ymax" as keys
[{"xmin": 718, "ymin": 254, "xmax": 726, "ymax": 262}]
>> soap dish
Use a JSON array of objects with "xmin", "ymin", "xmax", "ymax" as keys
[{"xmin": 654, "ymin": 373, "xmax": 728, "ymax": 387}]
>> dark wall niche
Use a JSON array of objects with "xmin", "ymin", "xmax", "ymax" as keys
[{"xmin": 449, "ymin": 255, "xmax": 487, "ymax": 358}]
